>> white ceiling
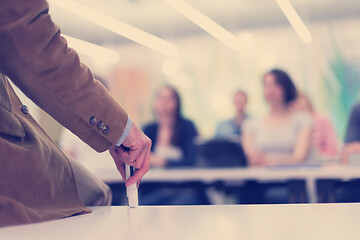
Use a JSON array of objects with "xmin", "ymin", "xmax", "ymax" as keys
[{"xmin": 49, "ymin": 0, "xmax": 360, "ymax": 45}]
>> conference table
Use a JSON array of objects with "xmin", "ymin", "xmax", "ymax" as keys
[
  {"xmin": 89, "ymin": 162, "xmax": 360, "ymax": 203},
  {"xmin": 2, "ymin": 204, "xmax": 360, "ymax": 240}
]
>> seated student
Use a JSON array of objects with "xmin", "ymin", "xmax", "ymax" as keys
[
  {"xmin": 335, "ymin": 103, "xmax": 360, "ymax": 203},
  {"xmin": 242, "ymin": 69, "xmax": 314, "ymax": 203},
  {"xmin": 341, "ymin": 103, "xmax": 360, "ymax": 163},
  {"xmin": 242, "ymin": 69, "xmax": 313, "ymax": 167},
  {"xmin": 143, "ymin": 85, "xmax": 198, "ymax": 168},
  {"xmin": 292, "ymin": 93, "xmax": 339, "ymax": 202},
  {"xmin": 215, "ymin": 90, "xmax": 249, "ymax": 140},
  {"xmin": 141, "ymin": 86, "xmax": 204, "ymax": 205},
  {"xmin": 292, "ymin": 92, "xmax": 338, "ymax": 159}
]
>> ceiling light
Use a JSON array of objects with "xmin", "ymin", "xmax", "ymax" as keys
[
  {"xmin": 164, "ymin": 0, "xmax": 240, "ymax": 51},
  {"xmin": 63, "ymin": 34, "xmax": 119, "ymax": 64},
  {"xmin": 49, "ymin": 0, "xmax": 178, "ymax": 57},
  {"xmin": 275, "ymin": 0, "xmax": 312, "ymax": 44}
]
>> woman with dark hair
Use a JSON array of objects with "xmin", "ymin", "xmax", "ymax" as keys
[
  {"xmin": 141, "ymin": 86, "xmax": 203, "ymax": 205},
  {"xmin": 241, "ymin": 69, "xmax": 314, "ymax": 203},
  {"xmin": 143, "ymin": 85, "xmax": 198, "ymax": 167},
  {"xmin": 242, "ymin": 69, "xmax": 313, "ymax": 166}
]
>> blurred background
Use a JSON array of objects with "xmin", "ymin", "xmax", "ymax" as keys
[{"xmin": 15, "ymin": 0, "xmax": 360, "ymax": 205}]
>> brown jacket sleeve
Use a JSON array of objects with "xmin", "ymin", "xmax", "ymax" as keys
[{"xmin": 0, "ymin": 0, "xmax": 128, "ymax": 152}]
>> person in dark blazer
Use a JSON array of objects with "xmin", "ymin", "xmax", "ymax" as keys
[
  {"xmin": 0, "ymin": 0, "xmax": 151, "ymax": 227},
  {"xmin": 143, "ymin": 86, "xmax": 198, "ymax": 168},
  {"xmin": 341, "ymin": 103, "xmax": 360, "ymax": 163},
  {"xmin": 141, "ymin": 86, "xmax": 203, "ymax": 205}
]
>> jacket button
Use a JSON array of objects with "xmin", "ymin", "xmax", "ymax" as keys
[
  {"xmin": 21, "ymin": 105, "xmax": 29, "ymax": 114},
  {"xmin": 89, "ymin": 116, "xmax": 97, "ymax": 126},
  {"xmin": 102, "ymin": 125, "xmax": 109, "ymax": 135},
  {"xmin": 97, "ymin": 121, "xmax": 105, "ymax": 131}
]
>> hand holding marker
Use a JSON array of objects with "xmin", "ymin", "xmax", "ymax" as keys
[
  {"xmin": 109, "ymin": 124, "xmax": 151, "ymax": 208},
  {"xmin": 126, "ymin": 163, "xmax": 138, "ymax": 208},
  {"xmin": 120, "ymin": 145, "xmax": 139, "ymax": 208}
]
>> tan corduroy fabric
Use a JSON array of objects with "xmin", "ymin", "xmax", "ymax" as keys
[{"xmin": 0, "ymin": 0, "xmax": 128, "ymax": 226}]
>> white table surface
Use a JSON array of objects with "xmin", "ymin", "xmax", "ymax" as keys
[{"xmin": 2, "ymin": 204, "xmax": 360, "ymax": 240}]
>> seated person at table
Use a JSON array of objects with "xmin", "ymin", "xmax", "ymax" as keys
[
  {"xmin": 292, "ymin": 93, "xmax": 339, "ymax": 202},
  {"xmin": 241, "ymin": 69, "xmax": 314, "ymax": 203},
  {"xmin": 143, "ymin": 85, "xmax": 198, "ymax": 168},
  {"xmin": 242, "ymin": 69, "xmax": 314, "ymax": 167},
  {"xmin": 215, "ymin": 90, "xmax": 249, "ymax": 140},
  {"xmin": 292, "ymin": 92, "xmax": 338, "ymax": 159},
  {"xmin": 141, "ymin": 86, "xmax": 204, "ymax": 205},
  {"xmin": 333, "ymin": 103, "xmax": 360, "ymax": 203},
  {"xmin": 341, "ymin": 103, "xmax": 360, "ymax": 163}
]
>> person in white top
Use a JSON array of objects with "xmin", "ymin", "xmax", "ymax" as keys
[
  {"xmin": 242, "ymin": 69, "xmax": 313, "ymax": 167},
  {"xmin": 242, "ymin": 69, "xmax": 313, "ymax": 203}
]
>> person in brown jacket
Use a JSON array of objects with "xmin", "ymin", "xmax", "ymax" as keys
[{"xmin": 0, "ymin": 0, "xmax": 151, "ymax": 227}]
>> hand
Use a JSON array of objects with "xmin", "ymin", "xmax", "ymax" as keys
[
  {"xmin": 262, "ymin": 157, "xmax": 281, "ymax": 167},
  {"xmin": 340, "ymin": 142, "xmax": 360, "ymax": 164},
  {"xmin": 150, "ymin": 154, "xmax": 166, "ymax": 167},
  {"xmin": 109, "ymin": 123, "xmax": 151, "ymax": 186},
  {"xmin": 248, "ymin": 151, "xmax": 265, "ymax": 167}
]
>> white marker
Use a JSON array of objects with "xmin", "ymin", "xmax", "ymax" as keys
[{"xmin": 125, "ymin": 164, "xmax": 138, "ymax": 208}]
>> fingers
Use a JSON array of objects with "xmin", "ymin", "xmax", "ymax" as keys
[
  {"xmin": 126, "ymin": 137, "xmax": 151, "ymax": 168},
  {"xmin": 128, "ymin": 144, "xmax": 143, "ymax": 163},
  {"xmin": 109, "ymin": 147, "xmax": 126, "ymax": 180},
  {"xmin": 112, "ymin": 146, "xmax": 150, "ymax": 184},
  {"xmin": 118, "ymin": 144, "xmax": 142, "ymax": 165},
  {"xmin": 117, "ymin": 162, "xmax": 126, "ymax": 181},
  {"xmin": 110, "ymin": 145, "xmax": 138, "ymax": 167},
  {"xmin": 126, "ymin": 162, "xmax": 150, "ymax": 186},
  {"xmin": 125, "ymin": 146, "xmax": 151, "ymax": 186},
  {"xmin": 109, "ymin": 123, "xmax": 151, "ymax": 185}
]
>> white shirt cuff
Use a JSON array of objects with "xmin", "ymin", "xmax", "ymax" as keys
[{"xmin": 115, "ymin": 117, "xmax": 132, "ymax": 146}]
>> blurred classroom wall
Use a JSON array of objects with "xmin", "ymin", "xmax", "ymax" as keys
[
  {"xmin": 107, "ymin": 17, "xmax": 360, "ymax": 138},
  {"xmin": 12, "ymin": 3, "xmax": 360, "ymax": 143}
]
